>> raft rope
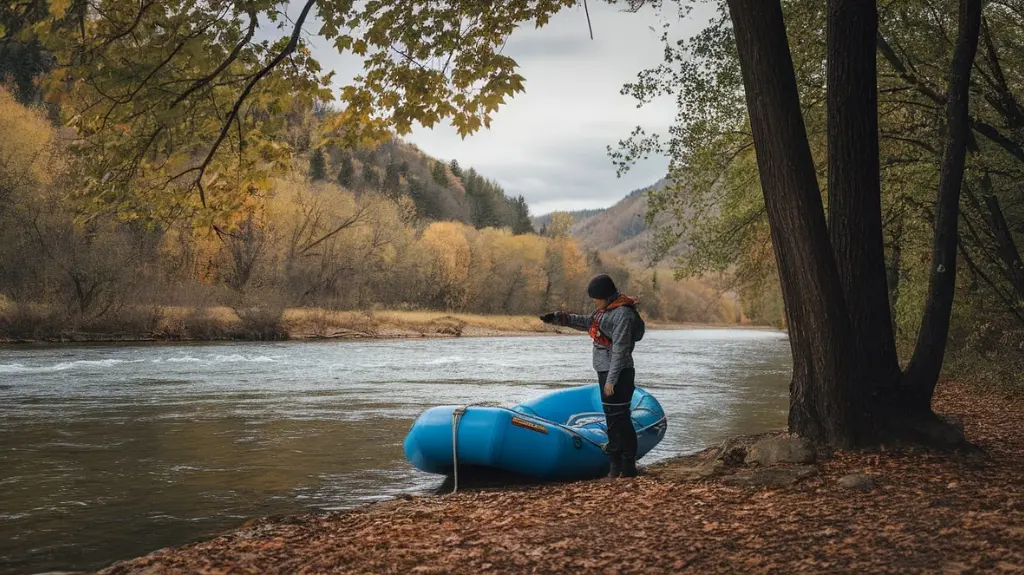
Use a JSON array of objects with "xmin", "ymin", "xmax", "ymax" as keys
[
  {"xmin": 448, "ymin": 403, "xmax": 667, "ymax": 494},
  {"xmin": 451, "ymin": 407, "xmax": 465, "ymax": 494},
  {"xmin": 450, "ymin": 401, "xmax": 504, "ymax": 494}
]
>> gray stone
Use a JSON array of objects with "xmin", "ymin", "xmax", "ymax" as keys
[
  {"xmin": 720, "ymin": 465, "xmax": 818, "ymax": 487},
  {"xmin": 745, "ymin": 436, "xmax": 816, "ymax": 465},
  {"xmin": 652, "ymin": 458, "xmax": 723, "ymax": 481},
  {"xmin": 837, "ymin": 473, "xmax": 876, "ymax": 492},
  {"xmin": 721, "ymin": 446, "xmax": 748, "ymax": 466}
]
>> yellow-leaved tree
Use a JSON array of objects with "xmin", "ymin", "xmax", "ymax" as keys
[
  {"xmin": 419, "ymin": 222, "xmax": 472, "ymax": 310},
  {"xmin": 0, "ymin": 87, "xmax": 56, "ymax": 209}
]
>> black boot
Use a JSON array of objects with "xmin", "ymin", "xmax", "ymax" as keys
[
  {"xmin": 607, "ymin": 455, "xmax": 622, "ymax": 479},
  {"xmin": 621, "ymin": 456, "xmax": 638, "ymax": 478}
]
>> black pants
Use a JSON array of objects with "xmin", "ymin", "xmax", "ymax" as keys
[{"xmin": 599, "ymin": 368, "xmax": 637, "ymax": 460}]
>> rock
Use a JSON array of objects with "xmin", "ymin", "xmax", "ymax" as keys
[
  {"xmin": 837, "ymin": 473, "xmax": 876, "ymax": 492},
  {"xmin": 721, "ymin": 446, "xmax": 748, "ymax": 466},
  {"xmin": 648, "ymin": 439, "xmax": 753, "ymax": 481},
  {"xmin": 650, "ymin": 458, "xmax": 723, "ymax": 481},
  {"xmin": 647, "ymin": 432, "xmax": 809, "ymax": 482},
  {"xmin": 745, "ymin": 437, "xmax": 816, "ymax": 465},
  {"xmin": 720, "ymin": 465, "xmax": 818, "ymax": 487}
]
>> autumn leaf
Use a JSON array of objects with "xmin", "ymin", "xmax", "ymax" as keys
[{"xmin": 48, "ymin": 0, "xmax": 70, "ymax": 18}]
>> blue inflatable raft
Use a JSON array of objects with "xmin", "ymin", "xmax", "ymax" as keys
[{"xmin": 403, "ymin": 385, "xmax": 667, "ymax": 481}]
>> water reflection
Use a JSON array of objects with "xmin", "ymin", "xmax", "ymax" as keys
[{"xmin": 0, "ymin": 329, "xmax": 790, "ymax": 574}]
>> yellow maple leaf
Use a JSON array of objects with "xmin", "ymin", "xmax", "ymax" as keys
[{"xmin": 49, "ymin": 0, "xmax": 71, "ymax": 19}]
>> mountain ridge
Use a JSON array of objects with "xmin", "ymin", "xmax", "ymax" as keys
[{"xmin": 532, "ymin": 178, "xmax": 672, "ymax": 262}]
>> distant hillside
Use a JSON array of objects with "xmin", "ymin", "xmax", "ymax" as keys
[
  {"xmin": 322, "ymin": 138, "xmax": 534, "ymax": 234},
  {"xmin": 538, "ymin": 179, "xmax": 675, "ymax": 263},
  {"xmin": 532, "ymin": 208, "xmax": 605, "ymax": 231}
]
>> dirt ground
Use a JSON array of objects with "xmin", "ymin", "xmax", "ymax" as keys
[{"xmin": 97, "ymin": 382, "xmax": 1023, "ymax": 575}]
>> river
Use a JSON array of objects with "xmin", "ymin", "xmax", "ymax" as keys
[{"xmin": 0, "ymin": 329, "xmax": 791, "ymax": 574}]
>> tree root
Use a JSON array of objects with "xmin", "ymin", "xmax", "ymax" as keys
[{"xmin": 879, "ymin": 411, "xmax": 985, "ymax": 455}]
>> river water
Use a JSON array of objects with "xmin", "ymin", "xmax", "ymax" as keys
[{"xmin": 0, "ymin": 329, "xmax": 790, "ymax": 574}]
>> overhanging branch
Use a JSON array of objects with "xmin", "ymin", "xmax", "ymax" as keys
[{"xmin": 191, "ymin": 0, "xmax": 317, "ymax": 206}]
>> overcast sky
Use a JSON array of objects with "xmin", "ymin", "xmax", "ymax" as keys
[{"xmin": 300, "ymin": 2, "xmax": 716, "ymax": 215}]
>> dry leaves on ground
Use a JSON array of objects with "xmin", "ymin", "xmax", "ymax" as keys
[{"xmin": 97, "ymin": 382, "xmax": 1024, "ymax": 575}]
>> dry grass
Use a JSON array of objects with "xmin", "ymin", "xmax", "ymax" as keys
[
  {"xmin": 0, "ymin": 303, "xmax": 561, "ymax": 342},
  {"xmin": 283, "ymin": 309, "xmax": 551, "ymax": 339},
  {"xmin": 0, "ymin": 303, "xmax": 773, "ymax": 343},
  {"xmin": 375, "ymin": 310, "xmax": 546, "ymax": 333},
  {"xmin": 3, "ymin": 304, "xmax": 772, "ymax": 343}
]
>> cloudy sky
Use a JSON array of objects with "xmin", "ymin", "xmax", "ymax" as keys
[{"xmin": 301, "ymin": 2, "xmax": 716, "ymax": 215}]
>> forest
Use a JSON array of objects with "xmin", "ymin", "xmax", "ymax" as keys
[
  {"xmin": 0, "ymin": 85, "xmax": 743, "ymax": 342},
  {"xmin": 2, "ymin": 2, "xmax": 1022, "ymax": 572},
  {"xmin": 1, "ymin": 0, "xmax": 1018, "ymax": 396},
  {"xmin": 613, "ymin": 0, "xmax": 1023, "ymax": 396}
]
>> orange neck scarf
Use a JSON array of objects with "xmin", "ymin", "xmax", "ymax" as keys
[{"xmin": 589, "ymin": 294, "xmax": 638, "ymax": 346}]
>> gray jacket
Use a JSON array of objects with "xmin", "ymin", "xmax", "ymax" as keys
[{"xmin": 562, "ymin": 304, "xmax": 645, "ymax": 389}]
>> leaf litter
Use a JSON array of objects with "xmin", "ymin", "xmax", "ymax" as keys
[{"xmin": 97, "ymin": 382, "xmax": 1023, "ymax": 574}]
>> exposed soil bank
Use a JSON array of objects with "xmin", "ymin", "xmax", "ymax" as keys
[{"xmin": 92, "ymin": 382, "xmax": 1022, "ymax": 574}]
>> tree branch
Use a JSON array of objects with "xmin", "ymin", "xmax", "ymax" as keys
[
  {"xmin": 957, "ymin": 236, "xmax": 1024, "ymax": 326},
  {"xmin": 191, "ymin": 0, "xmax": 317, "ymax": 206},
  {"xmin": 979, "ymin": 16, "xmax": 1024, "ymax": 128},
  {"xmin": 877, "ymin": 33, "xmax": 945, "ymax": 106},
  {"xmin": 970, "ymin": 119, "xmax": 1024, "ymax": 162},
  {"xmin": 981, "ymin": 174, "xmax": 1024, "ymax": 299},
  {"xmin": 299, "ymin": 204, "xmax": 371, "ymax": 255},
  {"xmin": 172, "ymin": 9, "xmax": 259, "ymax": 108},
  {"xmin": 93, "ymin": 0, "xmax": 156, "ymax": 52}
]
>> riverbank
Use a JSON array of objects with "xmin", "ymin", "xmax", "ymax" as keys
[
  {"xmin": 94, "ymin": 381, "xmax": 1021, "ymax": 574},
  {"xmin": 0, "ymin": 306, "xmax": 768, "ymax": 344},
  {"xmin": 0, "ymin": 308, "xmax": 555, "ymax": 343}
]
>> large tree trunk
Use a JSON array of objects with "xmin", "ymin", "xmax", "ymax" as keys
[
  {"xmin": 901, "ymin": 0, "xmax": 983, "ymax": 409},
  {"xmin": 826, "ymin": 0, "xmax": 902, "ymax": 410},
  {"xmin": 726, "ymin": 0, "xmax": 862, "ymax": 448}
]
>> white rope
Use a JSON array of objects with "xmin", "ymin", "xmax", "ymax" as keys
[
  {"xmin": 635, "ymin": 416, "xmax": 668, "ymax": 436},
  {"xmin": 451, "ymin": 407, "xmax": 466, "ymax": 494},
  {"xmin": 450, "ymin": 401, "xmax": 503, "ymax": 494}
]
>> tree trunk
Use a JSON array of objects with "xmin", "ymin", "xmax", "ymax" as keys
[
  {"xmin": 826, "ymin": 0, "xmax": 902, "ymax": 407},
  {"xmin": 726, "ymin": 0, "xmax": 861, "ymax": 448},
  {"xmin": 901, "ymin": 0, "xmax": 983, "ymax": 409}
]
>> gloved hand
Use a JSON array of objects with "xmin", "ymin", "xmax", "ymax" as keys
[{"xmin": 539, "ymin": 312, "xmax": 559, "ymax": 324}]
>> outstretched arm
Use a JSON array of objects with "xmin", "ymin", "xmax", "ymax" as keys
[
  {"xmin": 540, "ymin": 311, "xmax": 592, "ymax": 332},
  {"xmin": 558, "ymin": 311, "xmax": 593, "ymax": 332}
]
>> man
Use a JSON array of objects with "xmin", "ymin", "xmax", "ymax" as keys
[{"xmin": 540, "ymin": 274, "xmax": 645, "ymax": 478}]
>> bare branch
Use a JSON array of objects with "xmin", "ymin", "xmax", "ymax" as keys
[
  {"xmin": 877, "ymin": 34, "xmax": 945, "ymax": 105},
  {"xmin": 971, "ymin": 119, "xmax": 1024, "ymax": 162}
]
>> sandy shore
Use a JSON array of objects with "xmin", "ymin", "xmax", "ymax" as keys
[{"xmin": 93, "ymin": 382, "xmax": 1022, "ymax": 574}]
